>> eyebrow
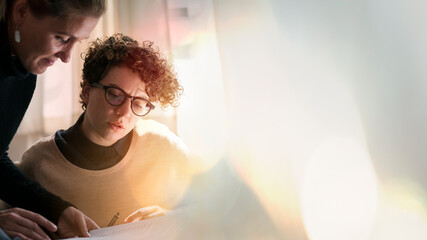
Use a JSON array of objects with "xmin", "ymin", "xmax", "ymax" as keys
[
  {"xmin": 56, "ymin": 32, "xmax": 90, "ymax": 41},
  {"xmin": 55, "ymin": 32, "xmax": 76, "ymax": 42},
  {"xmin": 108, "ymin": 84, "xmax": 149, "ymax": 100}
]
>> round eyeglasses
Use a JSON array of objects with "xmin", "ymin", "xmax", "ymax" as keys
[{"xmin": 91, "ymin": 82, "xmax": 155, "ymax": 116}]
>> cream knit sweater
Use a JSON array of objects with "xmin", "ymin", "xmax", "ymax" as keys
[{"xmin": 19, "ymin": 119, "xmax": 194, "ymax": 227}]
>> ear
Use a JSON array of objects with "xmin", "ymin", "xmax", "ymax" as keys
[
  {"xmin": 81, "ymin": 81, "xmax": 91, "ymax": 105},
  {"xmin": 11, "ymin": 0, "xmax": 29, "ymax": 26}
]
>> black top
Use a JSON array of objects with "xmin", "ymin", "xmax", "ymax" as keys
[
  {"xmin": 55, "ymin": 113, "xmax": 132, "ymax": 170},
  {"xmin": 0, "ymin": 20, "xmax": 71, "ymax": 223}
]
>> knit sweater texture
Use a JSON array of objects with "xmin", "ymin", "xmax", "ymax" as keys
[{"xmin": 19, "ymin": 119, "xmax": 194, "ymax": 227}]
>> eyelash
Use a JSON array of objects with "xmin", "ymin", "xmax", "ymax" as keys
[{"xmin": 56, "ymin": 36, "xmax": 70, "ymax": 44}]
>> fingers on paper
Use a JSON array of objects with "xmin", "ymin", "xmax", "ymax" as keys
[
  {"xmin": 124, "ymin": 206, "xmax": 167, "ymax": 223},
  {"xmin": 75, "ymin": 209, "xmax": 90, "ymax": 237}
]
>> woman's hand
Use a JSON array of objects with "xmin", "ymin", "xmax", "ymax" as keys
[
  {"xmin": 0, "ymin": 207, "xmax": 57, "ymax": 240},
  {"xmin": 57, "ymin": 206, "xmax": 99, "ymax": 239},
  {"xmin": 124, "ymin": 206, "xmax": 169, "ymax": 223}
]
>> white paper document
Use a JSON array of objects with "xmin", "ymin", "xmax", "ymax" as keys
[{"xmin": 62, "ymin": 211, "xmax": 184, "ymax": 240}]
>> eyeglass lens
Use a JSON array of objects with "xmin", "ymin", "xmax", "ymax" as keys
[{"xmin": 105, "ymin": 88, "xmax": 151, "ymax": 116}]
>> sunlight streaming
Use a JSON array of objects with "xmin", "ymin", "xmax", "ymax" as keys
[
  {"xmin": 370, "ymin": 180, "xmax": 427, "ymax": 240},
  {"xmin": 174, "ymin": 30, "xmax": 228, "ymax": 170},
  {"xmin": 301, "ymin": 137, "xmax": 378, "ymax": 240}
]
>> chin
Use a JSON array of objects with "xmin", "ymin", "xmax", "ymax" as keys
[
  {"xmin": 106, "ymin": 135, "xmax": 124, "ymax": 144},
  {"xmin": 30, "ymin": 65, "xmax": 48, "ymax": 75}
]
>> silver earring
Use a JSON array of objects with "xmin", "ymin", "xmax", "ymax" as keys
[{"xmin": 14, "ymin": 30, "xmax": 21, "ymax": 43}]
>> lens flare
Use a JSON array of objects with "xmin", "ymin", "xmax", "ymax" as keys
[{"xmin": 301, "ymin": 137, "xmax": 378, "ymax": 240}]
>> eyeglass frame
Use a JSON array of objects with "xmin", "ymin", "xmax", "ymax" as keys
[{"xmin": 90, "ymin": 82, "xmax": 155, "ymax": 116}]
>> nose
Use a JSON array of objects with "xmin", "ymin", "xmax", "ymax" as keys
[
  {"xmin": 56, "ymin": 43, "xmax": 74, "ymax": 63},
  {"xmin": 115, "ymin": 98, "xmax": 132, "ymax": 117}
]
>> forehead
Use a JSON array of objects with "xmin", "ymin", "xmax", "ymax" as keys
[
  {"xmin": 99, "ymin": 66, "xmax": 148, "ymax": 97},
  {"xmin": 39, "ymin": 15, "xmax": 99, "ymax": 40}
]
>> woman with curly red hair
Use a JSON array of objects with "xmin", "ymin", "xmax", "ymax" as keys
[
  {"xmin": 18, "ymin": 34, "xmax": 194, "ymax": 227},
  {"xmin": 80, "ymin": 34, "xmax": 182, "ymax": 110}
]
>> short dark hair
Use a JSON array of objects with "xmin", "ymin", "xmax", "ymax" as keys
[{"xmin": 80, "ymin": 33, "xmax": 183, "ymax": 110}]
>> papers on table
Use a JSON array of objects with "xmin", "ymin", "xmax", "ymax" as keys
[{"xmin": 62, "ymin": 210, "xmax": 185, "ymax": 240}]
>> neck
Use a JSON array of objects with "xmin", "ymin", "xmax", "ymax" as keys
[
  {"xmin": 6, "ymin": 16, "xmax": 17, "ymax": 56},
  {"xmin": 80, "ymin": 115, "xmax": 116, "ymax": 147}
]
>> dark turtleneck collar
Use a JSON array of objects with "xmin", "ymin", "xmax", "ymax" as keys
[{"xmin": 54, "ymin": 113, "xmax": 133, "ymax": 170}]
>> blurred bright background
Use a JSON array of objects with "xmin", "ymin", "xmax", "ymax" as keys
[{"xmin": 9, "ymin": 0, "xmax": 427, "ymax": 239}]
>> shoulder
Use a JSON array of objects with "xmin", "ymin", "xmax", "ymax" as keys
[
  {"xmin": 24, "ymin": 135, "xmax": 56, "ymax": 154},
  {"xmin": 134, "ymin": 119, "xmax": 175, "ymax": 138},
  {"xmin": 134, "ymin": 119, "xmax": 189, "ymax": 153},
  {"xmin": 19, "ymin": 135, "xmax": 56, "ymax": 170},
  {"xmin": 133, "ymin": 119, "xmax": 206, "ymax": 174}
]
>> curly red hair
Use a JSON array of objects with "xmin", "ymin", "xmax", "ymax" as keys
[{"xmin": 80, "ymin": 34, "xmax": 183, "ymax": 110}]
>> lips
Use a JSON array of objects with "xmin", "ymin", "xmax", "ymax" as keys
[
  {"xmin": 108, "ymin": 121, "xmax": 125, "ymax": 131},
  {"xmin": 45, "ymin": 58, "xmax": 56, "ymax": 66}
]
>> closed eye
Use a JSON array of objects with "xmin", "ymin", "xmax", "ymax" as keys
[{"xmin": 55, "ymin": 36, "xmax": 71, "ymax": 44}]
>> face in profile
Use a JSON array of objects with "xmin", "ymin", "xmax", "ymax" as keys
[
  {"xmin": 81, "ymin": 66, "xmax": 149, "ymax": 146},
  {"xmin": 11, "ymin": 3, "xmax": 99, "ymax": 74}
]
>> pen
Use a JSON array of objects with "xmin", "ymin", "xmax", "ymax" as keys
[{"xmin": 107, "ymin": 212, "xmax": 120, "ymax": 227}]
